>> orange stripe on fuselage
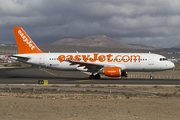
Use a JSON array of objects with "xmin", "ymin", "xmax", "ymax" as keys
[{"xmin": 58, "ymin": 53, "xmax": 141, "ymax": 63}]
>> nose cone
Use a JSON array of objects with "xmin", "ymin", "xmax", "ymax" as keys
[{"xmin": 169, "ymin": 62, "xmax": 175, "ymax": 69}]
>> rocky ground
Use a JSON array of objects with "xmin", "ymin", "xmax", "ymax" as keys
[{"xmin": 0, "ymin": 86, "xmax": 180, "ymax": 120}]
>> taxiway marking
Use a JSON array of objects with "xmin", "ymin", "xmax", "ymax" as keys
[
  {"xmin": 40, "ymin": 68, "xmax": 59, "ymax": 77},
  {"xmin": 76, "ymin": 80, "xmax": 95, "ymax": 82}
]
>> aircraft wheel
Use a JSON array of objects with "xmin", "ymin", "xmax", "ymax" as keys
[
  {"xmin": 95, "ymin": 74, "xmax": 101, "ymax": 79},
  {"xmin": 150, "ymin": 72, "xmax": 153, "ymax": 79},
  {"xmin": 89, "ymin": 75, "xmax": 95, "ymax": 79}
]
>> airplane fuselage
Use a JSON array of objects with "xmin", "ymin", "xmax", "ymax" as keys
[{"xmin": 13, "ymin": 52, "xmax": 174, "ymax": 72}]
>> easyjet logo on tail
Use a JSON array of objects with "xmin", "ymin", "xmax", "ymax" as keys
[
  {"xmin": 58, "ymin": 53, "xmax": 141, "ymax": 63},
  {"xmin": 18, "ymin": 30, "xmax": 35, "ymax": 50}
]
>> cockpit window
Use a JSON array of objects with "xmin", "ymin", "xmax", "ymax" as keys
[{"xmin": 160, "ymin": 58, "xmax": 168, "ymax": 61}]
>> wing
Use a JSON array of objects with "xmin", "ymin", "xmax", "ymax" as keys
[
  {"xmin": 66, "ymin": 60, "xmax": 104, "ymax": 72},
  {"xmin": 65, "ymin": 60, "xmax": 126, "ymax": 72}
]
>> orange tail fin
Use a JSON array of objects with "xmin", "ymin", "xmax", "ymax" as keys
[{"xmin": 13, "ymin": 27, "xmax": 44, "ymax": 54}]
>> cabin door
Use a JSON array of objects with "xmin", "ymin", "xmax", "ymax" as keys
[{"xmin": 148, "ymin": 55, "xmax": 154, "ymax": 65}]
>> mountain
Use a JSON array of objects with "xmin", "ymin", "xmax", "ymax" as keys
[
  {"xmin": 129, "ymin": 44, "xmax": 160, "ymax": 50},
  {"xmin": 173, "ymin": 44, "xmax": 180, "ymax": 48},
  {"xmin": 51, "ymin": 35, "xmax": 134, "ymax": 49},
  {"xmin": 129, "ymin": 44, "xmax": 155, "ymax": 48}
]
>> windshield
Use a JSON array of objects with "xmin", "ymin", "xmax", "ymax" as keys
[{"xmin": 160, "ymin": 58, "xmax": 168, "ymax": 61}]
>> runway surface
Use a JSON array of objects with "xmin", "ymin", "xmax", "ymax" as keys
[{"xmin": 0, "ymin": 67, "xmax": 180, "ymax": 85}]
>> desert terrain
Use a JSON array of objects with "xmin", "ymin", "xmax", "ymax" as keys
[{"xmin": 1, "ymin": 86, "xmax": 180, "ymax": 120}]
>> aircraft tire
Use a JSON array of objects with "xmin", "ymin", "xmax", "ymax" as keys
[
  {"xmin": 89, "ymin": 75, "xmax": 95, "ymax": 79},
  {"xmin": 95, "ymin": 74, "xmax": 101, "ymax": 79}
]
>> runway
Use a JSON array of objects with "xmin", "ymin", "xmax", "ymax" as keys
[{"xmin": 0, "ymin": 67, "xmax": 180, "ymax": 85}]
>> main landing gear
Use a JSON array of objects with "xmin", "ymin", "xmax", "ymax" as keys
[{"xmin": 89, "ymin": 73, "xmax": 101, "ymax": 79}]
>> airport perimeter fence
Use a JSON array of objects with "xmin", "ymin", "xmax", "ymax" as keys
[
  {"xmin": 128, "ymin": 75, "xmax": 180, "ymax": 79},
  {"xmin": 0, "ymin": 85, "xmax": 151, "ymax": 95},
  {"xmin": 0, "ymin": 85, "xmax": 122, "ymax": 94},
  {"xmin": 0, "ymin": 59, "xmax": 15, "ymax": 63}
]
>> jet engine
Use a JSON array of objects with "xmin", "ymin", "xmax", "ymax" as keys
[{"xmin": 99, "ymin": 67, "xmax": 127, "ymax": 77}]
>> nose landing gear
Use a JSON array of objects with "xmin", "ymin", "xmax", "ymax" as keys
[{"xmin": 150, "ymin": 72, "xmax": 154, "ymax": 79}]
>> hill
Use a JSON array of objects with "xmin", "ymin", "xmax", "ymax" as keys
[
  {"xmin": 51, "ymin": 35, "xmax": 134, "ymax": 49},
  {"xmin": 129, "ymin": 44, "xmax": 158, "ymax": 49},
  {"xmin": 173, "ymin": 44, "xmax": 180, "ymax": 48},
  {"xmin": 38, "ymin": 45, "xmax": 152, "ymax": 53}
]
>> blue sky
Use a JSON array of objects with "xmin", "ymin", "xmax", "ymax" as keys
[{"xmin": 0, "ymin": 0, "xmax": 180, "ymax": 47}]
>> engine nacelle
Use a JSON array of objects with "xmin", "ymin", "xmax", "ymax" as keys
[
  {"xmin": 104, "ymin": 67, "xmax": 121, "ymax": 77},
  {"xmin": 99, "ymin": 67, "xmax": 128, "ymax": 77},
  {"xmin": 100, "ymin": 67, "xmax": 121, "ymax": 77}
]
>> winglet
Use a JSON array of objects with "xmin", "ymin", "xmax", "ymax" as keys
[{"xmin": 13, "ymin": 27, "xmax": 44, "ymax": 54}]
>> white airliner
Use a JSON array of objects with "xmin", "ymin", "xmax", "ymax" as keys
[
  {"xmin": 0, "ymin": 54, "xmax": 10, "ymax": 60},
  {"xmin": 11, "ymin": 27, "xmax": 174, "ymax": 79}
]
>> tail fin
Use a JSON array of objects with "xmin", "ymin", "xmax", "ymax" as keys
[{"xmin": 13, "ymin": 27, "xmax": 44, "ymax": 54}]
